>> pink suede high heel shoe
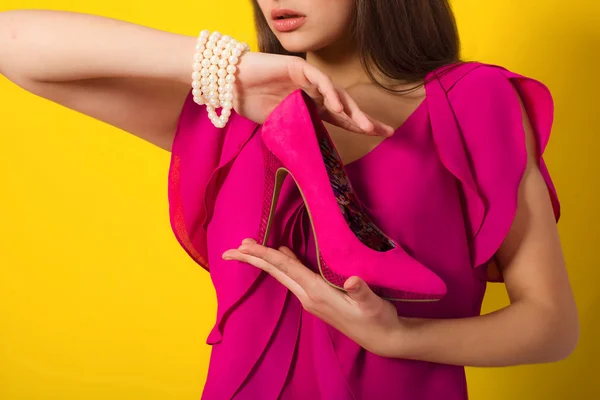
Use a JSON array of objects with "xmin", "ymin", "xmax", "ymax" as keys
[{"xmin": 257, "ymin": 89, "xmax": 446, "ymax": 302}]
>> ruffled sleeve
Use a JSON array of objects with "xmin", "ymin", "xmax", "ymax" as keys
[
  {"xmin": 441, "ymin": 64, "xmax": 561, "ymax": 282},
  {"xmin": 168, "ymin": 88, "xmax": 257, "ymax": 272}
]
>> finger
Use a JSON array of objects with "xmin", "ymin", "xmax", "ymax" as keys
[
  {"xmin": 287, "ymin": 60, "xmax": 328, "ymax": 107},
  {"xmin": 302, "ymin": 65, "xmax": 389, "ymax": 136},
  {"xmin": 275, "ymin": 246, "xmax": 356, "ymax": 309},
  {"xmin": 301, "ymin": 63, "xmax": 344, "ymax": 112},
  {"xmin": 222, "ymin": 249, "xmax": 307, "ymax": 298},
  {"xmin": 321, "ymin": 104, "xmax": 394, "ymax": 137},
  {"xmin": 336, "ymin": 89, "xmax": 375, "ymax": 133},
  {"xmin": 229, "ymin": 243, "xmax": 351, "ymax": 317},
  {"xmin": 289, "ymin": 59, "xmax": 394, "ymax": 136},
  {"xmin": 343, "ymin": 276, "xmax": 380, "ymax": 305},
  {"xmin": 336, "ymin": 91, "xmax": 395, "ymax": 136},
  {"xmin": 278, "ymin": 246, "xmax": 300, "ymax": 261},
  {"xmin": 320, "ymin": 111, "xmax": 365, "ymax": 134},
  {"xmin": 363, "ymin": 112, "xmax": 396, "ymax": 137},
  {"xmin": 237, "ymin": 242, "xmax": 321, "ymax": 289}
]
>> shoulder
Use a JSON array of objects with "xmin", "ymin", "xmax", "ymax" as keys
[
  {"xmin": 444, "ymin": 62, "xmax": 553, "ymax": 108},
  {"xmin": 446, "ymin": 62, "xmax": 519, "ymax": 100}
]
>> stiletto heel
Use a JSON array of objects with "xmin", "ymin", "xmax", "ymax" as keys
[
  {"xmin": 258, "ymin": 89, "xmax": 446, "ymax": 302},
  {"xmin": 258, "ymin": 142, "xmax": 288, "ymax": 246}
]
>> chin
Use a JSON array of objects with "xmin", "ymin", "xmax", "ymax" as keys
[{"xmin": 276, "ymin": 33, "xmax": 332, "ymax": 54}]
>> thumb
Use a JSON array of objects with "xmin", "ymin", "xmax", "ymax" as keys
[{"xmin": 343, "ymin": 276, "xmax": 378, "ymax": 304}]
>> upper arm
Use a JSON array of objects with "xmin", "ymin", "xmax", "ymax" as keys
[
  {"xmin": 496, "ymin": 96, "xmax": 573, "ymax": 310},
  {"xmin": 494, "ymin": 95, "xmax": 579, "ymax": 357},
  {"xmin": 14, "ymin": 74, "xmax": 191, "ymax": 151}
]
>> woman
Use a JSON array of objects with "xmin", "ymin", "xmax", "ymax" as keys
[{"xmin": 0, "ymin": 1, "xmax": 579, "ymax": 399}]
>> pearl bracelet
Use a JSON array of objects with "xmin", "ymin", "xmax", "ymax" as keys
[{"xmin": 192, "ymin": 30, "xmax": 250, "ymax": 128}]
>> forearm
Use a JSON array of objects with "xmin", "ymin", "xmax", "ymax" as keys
[
  {"xmin": 0, "ymin": 9, "xmax": 195, "ymax": 84},
  {"xmin": 394, "ymin": 301, "xmax": 578, "ymax": 367}
]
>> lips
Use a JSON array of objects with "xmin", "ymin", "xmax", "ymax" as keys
[{"xmin": 271, "ymin": 8, "xmax": 305, "ymax": 20}]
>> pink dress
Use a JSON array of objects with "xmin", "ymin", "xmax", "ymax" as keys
[{"xmin": 167, "ymin": 61, "xmax": 560, "ymax": 399}]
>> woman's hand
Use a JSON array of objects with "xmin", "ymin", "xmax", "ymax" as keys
[
  {"xmin": 234, "ymin": 52, "xmax": 395, "ymax": 136},
  {"xmin": 222, "ymin": 238, "xmax": 404, "ymax": 358}
]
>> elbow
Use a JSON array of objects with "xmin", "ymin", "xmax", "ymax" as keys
[
  {"xmin": 550, "ymin": 317, "xmax": 579, "ymax": 362},
  {"xmin": 536, "ymin": 302, "xmax": 580, "ymax": 363}
]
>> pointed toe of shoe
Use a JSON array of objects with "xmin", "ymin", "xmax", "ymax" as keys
[
  {"xmin": 369, "ymin": 261, "xmax": 447, "ymax": 302},
  {"xmin": 427, "ymin": 274, "xmax": 447, "ymax": 300},
  {"xmin": 409, "ymin": 267, "xmax": 447, "ymax": 301}
]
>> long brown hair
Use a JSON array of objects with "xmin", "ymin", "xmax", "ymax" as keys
[{"xmin": 251, "ymin": 0, "xmax": 462, "ymax": 93}]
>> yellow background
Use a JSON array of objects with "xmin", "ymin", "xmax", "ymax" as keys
[{"xmin": 1, "ymin": 1, "xmax": 598, "ymax": 399}]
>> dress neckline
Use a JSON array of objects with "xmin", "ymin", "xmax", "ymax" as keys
[{"xmin": 343, "ymin": 96, "xmax": 428, "ymax": 168}]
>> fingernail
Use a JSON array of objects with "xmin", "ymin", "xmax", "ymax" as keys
[
  {"xmin": 222, "ymin": 251, "xmax": 233, "ymax": 260},
  {"xmin": 238, "ymin": 245, "xmax": 250, "ymax": 254},
  {"xmin": 242, "ymin": 238, "xmax": 256, "ymax": 244}
]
